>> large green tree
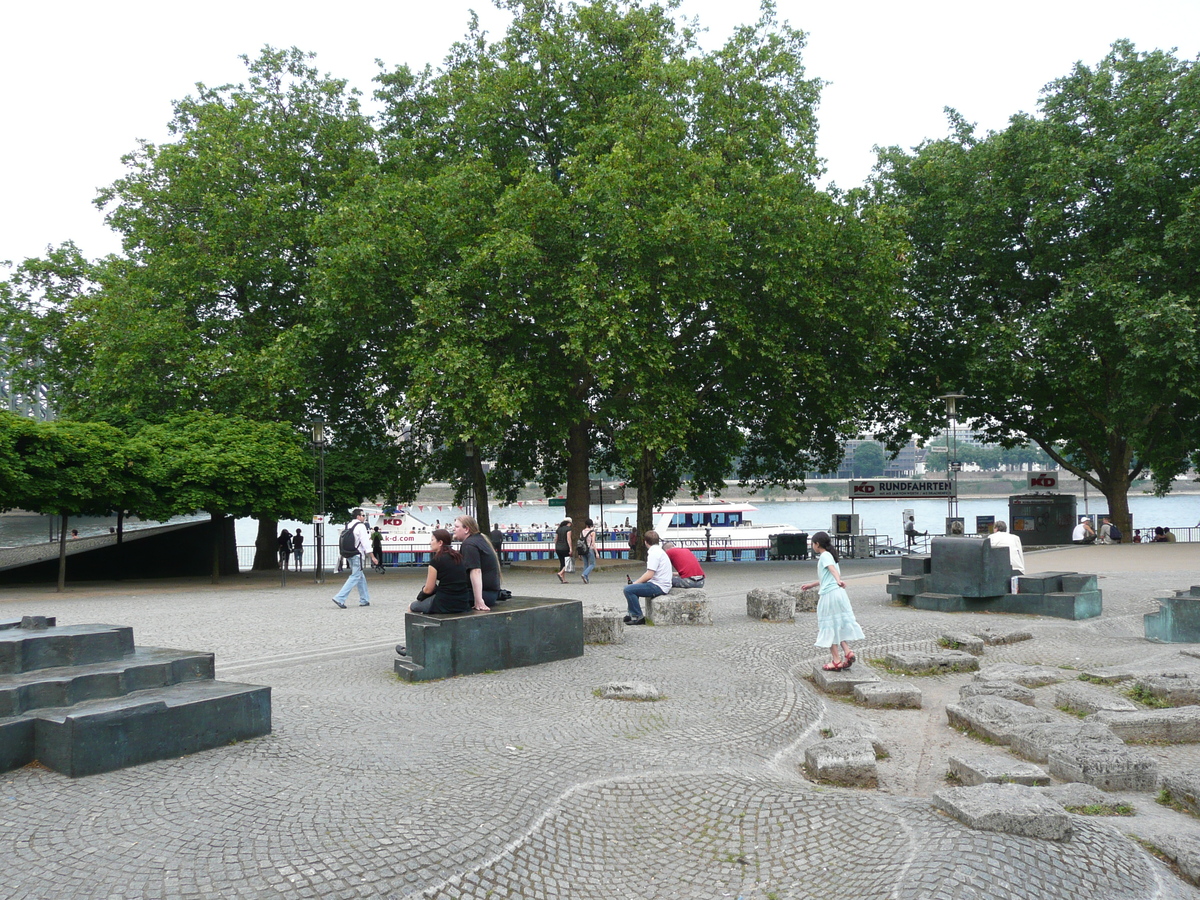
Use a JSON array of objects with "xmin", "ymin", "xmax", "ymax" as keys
[
  {"xmin": 875, "ymin": 41, "xmax": 1200, "ymax": 538},
  {"xmin": 322, "ymin": 0, "xmax": 905, "ymax": 539}
]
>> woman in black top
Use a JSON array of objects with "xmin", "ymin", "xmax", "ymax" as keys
[
  {"xmin": 410, "ymin": 529, "xmax": 472, "ymax": 613},
  {"xmin": 554, "ymin": 518, "xmax": 573, "ymax": 584}
]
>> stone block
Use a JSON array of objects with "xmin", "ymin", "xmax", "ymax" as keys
[
  {"xmin": 946, "ymin": 696, "xmax": 1056, "ymax": 745},
  {"xmin": 0, "ymin": 624, "xmax": 134, "ymax": 675},
  {"xmin": 646, "ymin": 591, "xmax": 712, "ymax": 626},
  {"xmin": 1017, "ymin": 572, "xmax": 1072, "ymax": 594},
  {"xmin": 1054, "ymin": 682, "xmax": 1139, "ymax": 715},
  {"xmin": 973, "ymin": 628, "xmax": 1033, "ymax": 646},
  {"xmin": 948, "ymin": 752, "xmax": 1050, "ymax": 787},
  {"xmin": 1088, "ymin": 706, "xmax": 1200, "ymax": 743},
  {"xmin": 1076, "ymin": 669, "xmax": 1133, "ymax": 684},
  {"xmin": 583, "ymin": 611, "xmax": 624, "ymax": 644},
  {"xmin": 1048, "ymin": 744, "xmax": 1159, "ymax": 792},
  {"xmin": 885, "ymin": 649, "xmax": 979, "ymax": 675},
  {"xmin": 1144, "ymin": 594, "xmax": 1200, "ymax": 643},
  {"xmin": 932, "ymin": 783, "xmax": 1072, "ymax": 841},
  {"xmin": 804, "ymin": 737, "xmax": 877, "ymax": 788},
  {"xmin": 1134, "ymin": 674, "xmax": 1200, "ymax": 705},
  {"xmin": 1150, "ymin": 835, "xmax": 1200, "ymax": 887},
  {"xmin": 901, "ymin": 554, "xmax": 931, "ymax": 576},
  {"xmin": 927, "ymin": 537, "xmax": 1013, "ymax": 598},
  {"xmin": 826, "ymin": 724, "xmax": 888, "ymax": 759},
  {"xmin": 745, "ymin": 589, "xmax": 796, "ymax": 622},
  {"xmin": 1160, "ymin": 771, "xmax": 1200, "ymax": 818},
  {"xmin": 1035, "ymin": 783, "xmax": 1110, "ymax": 810},
  {"xmin": 811, "ymin": 663, "xmax": 880, "ymax": 696},
  {"xmin": 596, "ymin": 681, "xmax": 661, "ymax": 701},
  {"xmin": 911, "ymin": 592, "xmax": 966, "ymax": 612},
  {"xmin": 889, "ymin": 575, "xmax": 926, "ymax": 598},
  {"xmin": 1007, "ymin": 721, "xmax": 1122, "ymax": 764},
  {"xmin": 975, "ymin": 664, "xmax": 1066, "ymax": 688},
  {"xmin": 958, "ymin": 680, "xmax": 1036, "ymax": 706},
  {"xmin": 395, "ymin": 597, "xmax": 584, "ymax": 682},
  {"xmin": 778, "ymin": 584, "xmax": 818, "ymax": 612},
  {"xmin": 940, "ymin": 632, "xmax": 985, "ymax": 655},
  {"xmin": 853, "ymin": 682, "xmax": 921, "ymax": 709},
  {"xmin": 1061, "ymin": 573, "xmax": 1098, "ymax": 593}
]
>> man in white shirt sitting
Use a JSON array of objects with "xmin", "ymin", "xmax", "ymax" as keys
[
  {"xmin": 988, "ymin": 520, "xmax": 1025, "ymax": 594},
  {"xmin": 622, "ymin": 529, "xmax": 672, "ymax": 625}
]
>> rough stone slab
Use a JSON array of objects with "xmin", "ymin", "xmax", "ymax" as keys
[
  {"xmin": 745, "ymin": 588, "xmax": 796, "ymax": 622},
  {"xmin": 1088, "ymin": 706, "xmax": 1200, "ymax": 743},
  {"xmin": 948, "ymin": 752, "xmax": 1050, "ymax": 787},
  {"xmin": 854, "ymin": 682, "xmax": 921, "ymax": 709},
  {"xmin": 940, "ymin": 632, "xmax": 985, "ymax": 655},
  {"xmin": 933, "ymin": 783, "xmax": 1073, "ymax": 841},
  {"xmin": 1048, "ymin": 743, "xmax": 1159, "ymax": 792},
  {"xmin": 946, "ymin": 696, "xmax": 1056, "ymax": 745},
  {"xmin": 1134, "ymin": 673, "xmax": 1200, "ymax": 707},
  {"xmin": 885, "ymin": 649, "xmax": 979, "ymax": 674},
  {"xmin": 958, "ymin": 680, "xmax": 1036, "ymax": 706},
  {"xmin": 1055, "ymin": 681, "xmax": 1140, "ymax": 715},
  {"xmin": 1035, "ymin": 783, "xmax": 1110, "ymax": 809},
  {"xmin": 1007, "ymin": 721, "xmax": 1123, "ymax": 763},
  {"xmin": 975, "ymin": 664, "xmax": 1067, "ymax": 688},
  {"xmin": 973, "ymin": 628, "xmax": 1033, "ymax": 646},
  {"xmin": 826, "ymin": 723, "xmax": 888, "ymax": 759},
  {"xmin": 645, "ymin": 591, "xmax": 712, "ymax": 626},
  {"xmin": 1160, "ymin": 771, "xmax": 1200, "ymax": 818},
  {"xmin": 1151, "ymin": 834, "xmax": 1200, "ymax": 887},
  {"xmin": 582, "ymin": 611, "xmax": 624, "ymax": 645},
  {"xmin": 778, "ymin": 584, "xmax": 818, "ymax": 613},
  {"xmin": 596, "ymin": 681, "xmax": 661, "ymax": 701},
  {"xmin": 811, "ymin": 664, "xmax": 880, "ymax": 696},
  {"xmin": 804, "ymin": 738, "xmax": 877, "ymax": 788}
]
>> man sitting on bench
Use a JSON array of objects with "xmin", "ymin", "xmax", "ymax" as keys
[{"xmin": 664, "ymin": 541, "xmax": 705, "ymax": 589}]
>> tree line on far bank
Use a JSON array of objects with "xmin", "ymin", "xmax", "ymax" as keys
[{"xmin": 2, "ymin": 2, "xmax": 1198, "ymax": 555}]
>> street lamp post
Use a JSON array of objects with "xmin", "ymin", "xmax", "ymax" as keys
[
  {"xmin": 464, "ymin": 442, "xmax": 476, "ymax": 521},
  {"xmin": 308, "ymin": 418, "xmax": 327, "ymax": 585},
  {"xmin": 938, "ymin": 391, "xmax": 966, "ymax": 529}
]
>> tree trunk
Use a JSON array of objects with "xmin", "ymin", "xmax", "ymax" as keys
[
  {"xmin": 57, "ymin": 514, "xmax": 67, "ymax": 593},
  {"xmin": 470, "ymin": 450, "xmax": 491, "ymax": 535},
  {"xmin": 634, "ymin": 448, "xmax": 656, "ymax": 563},
  {"xmin": 565, "ymin": 420, "xmax": 591, "ymax": 554},
  {"xmin": 254, "ymin": 516, "xmax": 279, "ymax": 570},
  {"xmin": 211, "ymin": 511, "xmax": 223, "ymax": 584}
]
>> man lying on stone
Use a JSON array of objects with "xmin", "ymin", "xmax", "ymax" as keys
[{"xmin": 663, "ymin": 540, "xmax": 705, "ymax": 589}]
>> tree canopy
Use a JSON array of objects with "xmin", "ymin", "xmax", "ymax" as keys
[{"xmin": 875, "ymin": 40, "xmax": 1200, "ymax": 535}]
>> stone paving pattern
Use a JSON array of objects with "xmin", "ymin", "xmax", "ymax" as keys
[{"xmin": 1, "ymin": 543, "xmax": 1199, "ymax": 898}]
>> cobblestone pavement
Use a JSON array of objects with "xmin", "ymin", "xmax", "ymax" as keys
[{"xmin": 1, "ymin": 544, "xmax": 1198, "ymax": 899}]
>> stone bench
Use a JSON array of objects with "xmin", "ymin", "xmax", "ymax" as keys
[
  {"xmin": 933, "ymin": 783, "xmax": 1072, "ymax": 841},
  {"xmin": 804, "ymin": 736, "xmax": 877, "ymax": 788},
  {"xmin": 745, "ymin": 588, "xmax": 796, "ymax": 622},
  {"xmin": 1007, "ymin": 721, "xmax": 1122, "ymax": 764},
  {"xmin": 395, "ymin": 597, "xmax": 584, "ymax": 682},
  {"xmin": 1054, "ymin": 682, "xmax": 1139, "ymax": 716},
  {"xmin": 646, "ymin": 591, "xmax": 712, "ymax": 626},
  {"xmin": 811, "ymin": 663, "xmax": 880, "ymax": 696},
  {"xmin": 1048, "ymin": 744, "xmax": 1159, "ymax": 792},
  {"xmin": 948, "ymin": 752, "xmax": 1050, "ymax": 787},
  {"xmin": 1132, "ymin": 673, "xmax": 1200, "ymax": 706},
  {"xmin": 946, "ymin": 696, "xmax": 1056, "ymax": 744},
  {"xmin": 854, "ymin": 682, "xmax": 921, "ymax": 709},
  {"xmin": 884, "ymin": 649, "xmax": 979, "ymax": 675},
  {"xmin": 959, "ymin": 681, "xmax": 1036, "ymax": 706},
  {"xmin": 940, "ymin": 632, "xmax": 984, "ymax": 655},
  {"xmin": 583, "ymin": 610, "xmax": 624, "ymax": 645},
  {"xmin": 974, "ymin": 664, "xmax": 1066, "ymax": 688}
]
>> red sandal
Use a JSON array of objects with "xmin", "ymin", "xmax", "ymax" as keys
[
  {"xmin": 842, "ymin": 651, "xmax": 855, "ymax": 670},
  {"xmin": 822, "ymin": 660, "xmax": 846, "ymax": 671}
]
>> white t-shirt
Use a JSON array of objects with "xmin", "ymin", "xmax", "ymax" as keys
[
  {"xmin": 1071, "ymin": 522, "xmax": 1089, "ymax": 541},
  {"xmin": 988, "ymin": 531, "xmax": 1025, "ymax": 574},
  {"xmin": 646, "ymin": 544, "xmax": 673, "ymax": 593}
]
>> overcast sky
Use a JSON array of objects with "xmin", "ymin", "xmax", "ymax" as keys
[{"xmin": 4, "ymin": 0, "xmax": 1198, "ymax": 266}]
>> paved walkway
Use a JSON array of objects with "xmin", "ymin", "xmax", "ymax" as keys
[{"xmin": 1, "ymin": 544, "xmax": 1199, "ymax": 899}]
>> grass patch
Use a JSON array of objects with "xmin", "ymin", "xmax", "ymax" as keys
[
  {"xmin": 876, "ymin": 661, "xmax": 976, "ymax": 677},
  {"xmin": 944, "ymin": 771, "xmax": 963, "ymax": 785},
  {"xmin": 953, "ymin": 725, "xmax": 999, "ymax": 745},
  {"xmin": 875, "ymin": 747, "xmax": 890, "ymax": 760},
  {"xmin": 1056, "ymin": 703, "xmax": 1089, "ymax": 719},
  {"xmin": 819, "ymin": 727, "xmax": 833, "ymax": 738},
  {"xmin": 1127, "ymin": 684, "xmax": 1171, "ymax": 708},
  {"xmin": 938, "ymin": 637, "xmax": 960, "ymax": 650},
  {"xmin": 1077, "ymin": 673, "xmax": 1108, "ymax": 684},
  {"xmin": 1066, "ymin": 802, "xmax": 1134, "ymax": 816}
]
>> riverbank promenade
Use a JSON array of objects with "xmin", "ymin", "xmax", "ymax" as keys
[{"xmin": 2, "ymin": 544, "xmax": 1199, "ymax": 899}]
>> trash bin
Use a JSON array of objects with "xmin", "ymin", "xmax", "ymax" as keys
[{"xmin": 770, "ymin": 533, "xmax": 808, "ymax": 560}]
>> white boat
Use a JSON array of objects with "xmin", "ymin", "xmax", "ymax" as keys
[{"xmin": 603, "ymin": 503, "xmax": 805, "ymax": 554}]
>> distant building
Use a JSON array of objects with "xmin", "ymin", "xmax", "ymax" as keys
[{"xmin": 810, "ymin": 439, "xmax": 926, "ymax": 480}]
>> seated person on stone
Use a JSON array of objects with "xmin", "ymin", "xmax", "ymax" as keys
[
  {"xmin": 410, "ymin": 528, "xmax": 473, "ymax": 614},
  {"xmin": 986, "ymin": 520, "xmax": 1025, "ymax": 594},
  {"xmin": 663, "ymin": 540, "xmax": 705, "ymax": 588},
  {"xmin": 1072, "ymin": 517, "xmax": 1096, "ymax": 544}
]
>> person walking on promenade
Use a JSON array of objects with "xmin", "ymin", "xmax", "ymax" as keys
[
  {"xmin": 371, "ymin": 526, "xmax": 384, "ymax": 571},
  {"xmin": 622, "ymin": 529, "xmax": 672, "ymax": 625},
  {"xmin": 664, "ymin": 541, "xmax": 705, "ymax": 588},
  {"xmin": 800, "ymin": 531, "xmax": 864, "ymax": 671},
  {"xmin": 292, "ymin": 528, "xmax": 304, "ymax": 571},
  {"xmin": 332, "ymin": 508, "xmax": 376, "ymax": 608},
  {"xmin": 578, "ymin": 517, "xmax": 597, "ymax": 583},
  {"xmin": 555, "ymin": 517, "xmax": 573, "ymax": 584}
]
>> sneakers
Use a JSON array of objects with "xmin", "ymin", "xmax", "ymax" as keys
[
  {"xmin": 332, "ymin": 599, "xmax": 347, "ymax": 609},
  {"xmin": 623, "ymin": 615, "xmax": 646, "ymax": 625},
  {"xmin": 359, "ymin": 601, "xmax": 370, "ymax": 607},
  {"xmin": 581, "ymin": 575, "xmax": 589, "ymax": 584}
]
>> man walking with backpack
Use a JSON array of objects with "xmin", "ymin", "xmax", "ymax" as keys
[{"xmin": 333, "ymin": 508, "xmax": 377, "ymax": 608}]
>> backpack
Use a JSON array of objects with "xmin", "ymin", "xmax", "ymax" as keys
[
  {"xmin": 576, "ymin": 530, "xmax": 590, "ymax": 555},
  {"xmin": 339, "ymin": 522, "xmax": 361, "ymax": 558},
  {"xmin": 1109, "ymin": 524, "xmax": 1122, "ymax": 542}
]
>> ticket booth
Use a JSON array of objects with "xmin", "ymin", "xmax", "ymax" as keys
[{"xmin": 1008, "ymin": 493, "xmax": 1077, "ymax": 545}]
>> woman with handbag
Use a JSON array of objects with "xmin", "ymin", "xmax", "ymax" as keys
[
  {"xmin": 554, "ymin": 518, "xmax": 573, "ymax": 583},
  {"xmin": 578, "ymin": 517, "xmax": 597, "ymax": 584}
]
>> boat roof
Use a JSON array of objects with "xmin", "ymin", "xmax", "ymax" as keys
[{"xmin": 606, "ymin": 503, "xmax": 760, "ymax": 514}]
